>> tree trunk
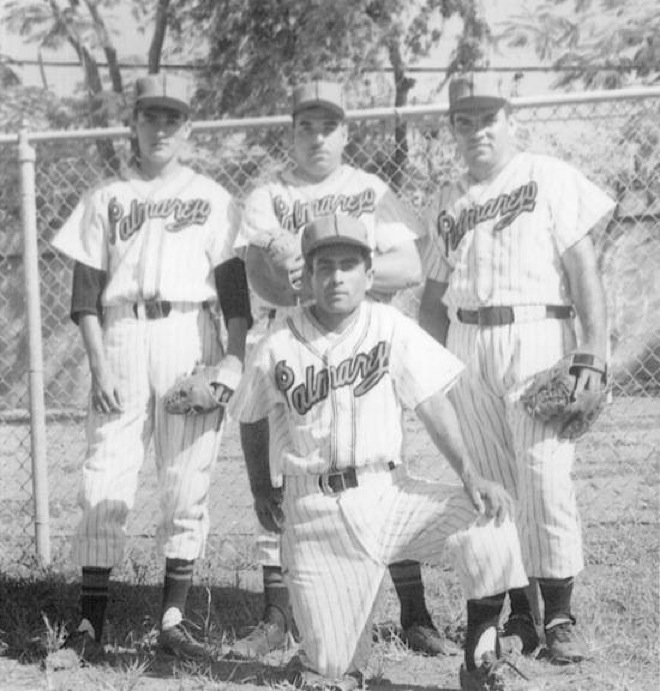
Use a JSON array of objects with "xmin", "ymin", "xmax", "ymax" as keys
[
  {"xmin": 387, "ymin": 39, "xmax": 414, "ymax": 193},
  {"xmin": 149, "ymin": 0, "xmax": 172, "ymax": 73}
]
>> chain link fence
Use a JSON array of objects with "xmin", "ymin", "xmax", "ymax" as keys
[{"xmin": 1, "ymin": 89, "xmax": 659, "ymax": 570}]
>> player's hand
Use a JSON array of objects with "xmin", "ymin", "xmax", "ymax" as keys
[
  {"xmin": 253, "ymin": 488, "xmax": 284, "ymax": 533},
  {"xmin": 462, "ymin": 470, "xmax": 515, "ymax": 526},
  {"xmin": 90, "ymin": 369, "xmax": 123, "ymax": 414}
]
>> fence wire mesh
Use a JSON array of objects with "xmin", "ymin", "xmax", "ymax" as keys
[{"xmin": 0, "ymin": 92, "xmax": 658, "ymax": 568}]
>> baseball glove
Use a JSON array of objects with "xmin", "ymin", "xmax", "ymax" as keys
[
  {"xmin": 520, "ymin": 352, "xmax": 608, "ymax": 440},
  {"xmin": 163, "ymin": 355, "xmax": 243, "ymax": 415}
]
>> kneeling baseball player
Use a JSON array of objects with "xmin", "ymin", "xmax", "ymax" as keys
[{"xmin": 229, "ymin": 214, "xmax": 541, "ymax": 691}]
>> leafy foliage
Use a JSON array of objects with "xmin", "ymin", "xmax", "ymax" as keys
[{"xmin": 497, "ymin": 0, "xmax": 660, "ymax": 89}]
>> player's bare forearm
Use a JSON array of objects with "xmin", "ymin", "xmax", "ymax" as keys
[
  {"xmin": 78, "ymin": 314, "xmax": 122, "ymax": 413},
  {"xmin": 370, "ymin": 240, "xmax": 422, "ymax": 294},
  {"xmin": 418, "ymin": 279, "xmax": 450, "ymax": 346},
  {"xmin": 563, "ymin": 234, "xmax": 608, "ymax": 360}
]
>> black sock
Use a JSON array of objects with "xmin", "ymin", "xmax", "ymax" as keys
[
  {"xmin": 539, "ymin": 577, "xmax": 574, "ymax": 627},
  {"xmin": 262, "ymin": 565, "xmax": 289, "ymax": 624},
  {"xmin": 162, "ymin": 558, "xmax": 194, "ymax": 624},
  {"xmin": 464, "ymin": 593, "xmax": 506, "ymax": 671},
  {"xmin": 389, "ymin": 560, "xmax": 433, "ymax": 629},
  {"xmin": 80, "ymin": 567, "xmax": 111, "ymax": 641},
  {"xmin": 508, "ymin": 587, "xmax": 532, "ymax": 618}
]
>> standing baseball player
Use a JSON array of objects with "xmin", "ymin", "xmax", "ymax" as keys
[
  {"xmin": 229, "ymin": 214, "xmax": 539, "ymax": 691},
  {"xmin": 419, "ymin": 73, "xmax": 615, "ymax": 664},
  {"xmin": 232, "ymin": 80, "xmax": 449, "ymax": 658},
  {"xmin": 51, "ymin": 73, "xmax": 251, "ymax": 661}
]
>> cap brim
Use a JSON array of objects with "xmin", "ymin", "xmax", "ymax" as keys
[
  {"xmin": 293, "ymin": 100, "xmax": 345, "ymax": 118},
  {"xmin": 136, "ymin": 97, "xmax": 190, "ymax": 114},
  {"xmin": 450, "ymin": 95, "xmax": 507, "ymax": 113},
  {"xmin": 304, "ymin": 237, "xmax": 371, "ymax": 256}
]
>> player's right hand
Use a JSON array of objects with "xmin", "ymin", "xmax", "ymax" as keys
[
  {"xmin": 91, "ymin": 370, "xmax": 123, "ymax": 414},
  {"xmin": 462, "ymin": 470, "xmax": 515, "ymax": 526},
  {"xmin": 253, "ymin": 489, "xmax": 284, "ymax": 533}
]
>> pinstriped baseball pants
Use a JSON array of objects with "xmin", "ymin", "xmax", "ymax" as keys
[
  {"xmin": 280, "ymin": 466, "xmax": 528, "ymax": 678},
  {"xmin": 72, "ymin": 304, "xmax": 225, "ymax": 568}
]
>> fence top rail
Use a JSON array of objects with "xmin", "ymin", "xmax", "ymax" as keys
[{"xmin": 1, "ymin": 85, "xmax": 660, "ymax": 146}]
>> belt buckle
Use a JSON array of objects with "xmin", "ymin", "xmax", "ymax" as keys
[
  {"xmin": 138, "ymin": 300, "xmax": 171, "ymax": 319},
  {"xmin": 319, "ymin": 468, "xmax": 356, "ymax": 495}
]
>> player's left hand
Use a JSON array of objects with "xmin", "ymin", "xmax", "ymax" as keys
[
  {"xmin": 253, "ymin": 487, "xmax": 284, "ymax": 533},
  {"xmin": 462, "ymin": 471, "xmax": 515, "ymax": 526}
]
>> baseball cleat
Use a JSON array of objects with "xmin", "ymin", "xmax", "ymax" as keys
[
  {"xmin": 401, "ymin": 622, "xmax": 459, "ymax": 656},
  {"xmin": 460, "ymin": 651, "xmax": 542, "ymax": 690},
  {"xmin": 544, "ymin": 619, "xmax": 587, "ymax": 664},
  {"xmin": 499, "ymin": 614, "xmax": 540, "ymax": 656},
  {"xmin": 158, "ymin": 624, "xmax": 211, "ymax": 661},
  {"xmin": 230, "ymin": 619, "xmax": 294, "ymax": 658},
  {"xmin": 285, "ymin": 654, "xmax": 362, "ymax": 691}
]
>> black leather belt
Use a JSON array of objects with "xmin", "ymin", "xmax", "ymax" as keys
[
  {"xmin": 131, "ymin": 300, "xmax": 211, "ymax": 320},
  {"xmin": 456, "ymin": 305, "xmax": 574, "ymax": 326},
  {"xmin": 317, "ymin": 462, "xmax": 396, "ymax": 495}
]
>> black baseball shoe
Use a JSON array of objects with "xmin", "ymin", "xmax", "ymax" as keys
[
  {"xmin": 401, "ymin": 622, "xmax": 460, "ymax": 656},
  {"xmin": 499, "ymin": 614, "xmax": 540, "ymax": 656},
  {"xmin": 459, "ymin": 651, "xmax": 542, "ymax": 690},
  {"xmin": 544, "ymin": 617, "xmax": 587, "ymax": 664},
  {"xmin": 158, "ymin": 623, "xmax": 211, "ymax": 661}
]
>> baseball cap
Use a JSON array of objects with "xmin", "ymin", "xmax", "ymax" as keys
[
  {"xmin": 134, "ymin": 73, "xmax": 192, "ymax": 115},
  {"xmin": 301, "ymin": 215, "xmax": 371, "ymax": 258},
  {"xmin": 448, "ymin": 73, "xmax": 509, "ymax": 113},
  {"xmin": 292, "ymin": 80, "xmax": 346, "ymax": 118}
]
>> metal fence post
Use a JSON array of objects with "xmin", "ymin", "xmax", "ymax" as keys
[{"xmin": 18, "ymin": 128, "xmax": 51, "ymax": 564}]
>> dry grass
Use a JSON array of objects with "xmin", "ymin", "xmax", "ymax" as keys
[{"xmin": 0, "ymin": 401, "xmax": 658, "ymax": 690}]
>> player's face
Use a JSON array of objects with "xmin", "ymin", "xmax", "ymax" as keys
[
  {"xmin": 451, "ymin": 106, "xmax": 516, "ymax": 179},
  {"xmin": 292, "ymin": 107, "xmax": 348, "ymax": 182},
  {"xmin": 134, "ymin": 106, "xmax": 191, "ymax": 174},
  {"xmin": 309, "ymin": 245, "xmax": 373, "ymax": 328}
]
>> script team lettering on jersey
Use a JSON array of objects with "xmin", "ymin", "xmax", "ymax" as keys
[
  {"xmin": 436, "ymin": 181, "xmax": 538, "ymax": 255},
  {"xmin": 275, "ymin": 340, "xmax": 390, "ymax": 415},
  {"xmin": 108, "ymin": 196, "xmax": 212, "ymax": 243},
  {"xmin": 273, "ymin": 189, "xmax": 377, "ymax": 234}
]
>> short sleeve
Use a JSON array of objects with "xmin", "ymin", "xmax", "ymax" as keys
[
  {"xmin": 547, "ymin": 159, "xmax": 616, "ymax": 254},
  {"xmin": 390, "ymin": 311, "xmax": 465, "ymax": 409},
  {"xmin": 234, "ymin": 185, "xmax": 281, "ymax": 256},
  {"xmin": 228, "ymin": 337, "xmax": 281, "ymax": 423},
  {"xmin": 51, "ymin": 188, "xmax": 108, "ymax": 270},
  {"xmin": 207, "ymin": 189, "xmax": 241, "ymax": 268}
]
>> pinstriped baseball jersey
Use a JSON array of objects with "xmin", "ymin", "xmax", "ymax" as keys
[
  {"xmin": 229, "ymin": 301, "xmax": 464, "ymax": 476},
  {"xmin": 53, "ymin": 165, "xmax": 237, "ymax": 304},
  {"xmin": 230, "ymin": 300, "xmax": 528, "ymax": 678},
  {"xmin": 423, "ymin": 152, "xmax": 616, "ymax": 308},
  {"xmin": 235, "ymin": 164, "xmax": 423, "ymax": 260}
]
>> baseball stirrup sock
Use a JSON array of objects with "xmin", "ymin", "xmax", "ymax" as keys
[
  {"xmin": 539, "ymin": 576, "xmax": 574, "ymax": 626},
  {"xmin": 162, "ymin": 558, "xmax": 195, "ymax": 623},
  {"xmin": 508, "ymin": 586, "xmax": 533, "ymax": 617},
  {"xmin": 81, "ymin": 566, "xmax": 111, "ymax": 640},
  {"xmin": 464, "ymin": 593, "xmax": 506, "ymax": 671},
  {"xmin": 262, "ymin": 565, "xmax": 289, "ymax": 622},
  {"xmin": 389, "ymin": 560, "xmax": 433, "ymax": 629}
]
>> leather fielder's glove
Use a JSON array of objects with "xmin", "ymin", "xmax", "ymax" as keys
[
  {"xmin": 520, "ymin": 352, "xmax": 608, "ymax": 440},
  {"xmin": 163, "ymin": 355, "xmax": 242, "ymax": 415}
]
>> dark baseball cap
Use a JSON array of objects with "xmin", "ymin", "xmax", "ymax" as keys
[
  {"xmin": 292, "ymin": 80, "xmax": 346, "ymax": 118},
  {"xmin": 301, "ymin": 215, "xmax": 371, "ymax": 258},
  {"xmin": 134, "ymin": 73, "xmax": 192, "ymax": 115},
  {"xmin": 448, "ymin": 73, "xmax": 509, "ymax": 114}
]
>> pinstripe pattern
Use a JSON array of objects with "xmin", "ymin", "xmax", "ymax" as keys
[
  {"xmin": 73, "ymin": 306, "xmax": 224, "ymax": 567},
  {"xmin": 53, "ymin": 166, "xmax": 239, "ymax": 570},
  {"xmin": 231, "ymin": 303, "xmax": 528, "ymax": 678}
]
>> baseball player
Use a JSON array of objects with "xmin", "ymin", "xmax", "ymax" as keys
[
  {"xmin": 232, "ymin": 81, "xmax": 449, "ymax": 658},
  {"xmin": 229, "ymin": 214, "xmax": 539, "ymax": 691},
  {"xmin": 51, "ymin": 73, "xmax": 251, "ymax": 661},
  {"xmin": 419, "ymin": 73, "xmax": 616, "ymax": 665}
]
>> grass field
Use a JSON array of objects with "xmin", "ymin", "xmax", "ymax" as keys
[{"xmin": 0, "ymin": 397, "xmax": 658, "ymax": 690}]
